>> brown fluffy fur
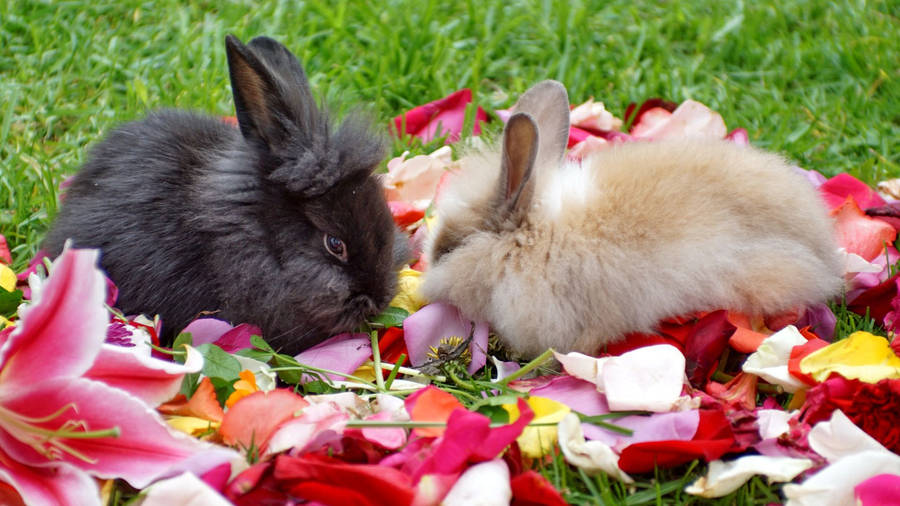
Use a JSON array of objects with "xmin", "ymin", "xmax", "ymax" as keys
[{"xmin": 423, "ymin": 81, "xmax": 843, "ymax": 359}]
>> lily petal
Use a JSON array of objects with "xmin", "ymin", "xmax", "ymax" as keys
[
  {"xmin": 84, "ymin": 344, "xmax": 203, "ymax": 406},
  {"xmin": 0, "ymin": 447, "xmax": 100, "ymax": 506},
  {"xmin": 0, "ymin": 248, "xmax": 106, "ymax": 389},
  {"xmin": 0, "ymin": 377, "xmax": 237, "ymax": 489}
]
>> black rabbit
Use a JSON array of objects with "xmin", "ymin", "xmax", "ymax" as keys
[{"xmin": 44, "ymin": 35, "xmax": 406, "ymax": 354}]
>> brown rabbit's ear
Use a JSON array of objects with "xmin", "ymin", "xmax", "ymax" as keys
[
  {"xmin": 225, "ymin": 34, "xmax": 318, "ymax": 151},
  {"xmin": 497, "ymin": 113, "xmax": 539, "ymax": 219},
  {"xmin": 512, "ymin": 80, "xmax": 570, "ymax": 170}
]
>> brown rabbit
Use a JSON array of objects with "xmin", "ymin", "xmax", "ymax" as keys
[{"xmin": 422, "ymin": 80, "xmax": 843, "ymax": 359}]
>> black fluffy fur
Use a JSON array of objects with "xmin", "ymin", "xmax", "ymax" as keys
[{"xmin": 44, "ymin": 36, "xmax": 406, "ymax": 354}]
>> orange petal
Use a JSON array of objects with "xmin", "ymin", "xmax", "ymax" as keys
[
  {"xmin": 727, "ymin": 312, "xmax": 771, "ymax": 354},
  {"xmin": 831, "ymin": 195, "xmax": 896, "ymax": 261},
  {"xmin": 158, "ymin": 377, "xmax": 225, "ymax": 423},
  {"xmin": 407, "ymin": 386, "xmax": 464, "ymax": 437},
  {"xmin": 219, "ymin": 389, "xmax": 309, "ymax": 452}
]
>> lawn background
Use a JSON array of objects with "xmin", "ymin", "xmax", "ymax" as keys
[{"xmin": 1, "ymin": 0, "xmax": 899, "ymax": 503}]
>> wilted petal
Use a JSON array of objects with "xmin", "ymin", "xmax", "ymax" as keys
[
  {"xmin": 570, "ymin": 99, "xmax": 623, "ymax": 132},
  {"xmin": 0, "ymin": 248, "xmax": 106, "ymax": 388},
  {"xmin": 140, "ymin": 471, "xmax": 231, "ymax": 506},
  {"xmin": 384, "ymin": 146, "xmax": 454, "ymax": 210},
  {"xmin": 742, "ymin": 325, "xmax": 808, "ymax": 393},
  {"xmin": 602, "ymin": 345, "xmax": 686, "ymax": 412},
  {"xmin": 85, "ymin": 344, "xmax": 203, "ymax": 406},
  {"xmin": 800, "ymin": 331, "xmax": 900, "ymax": 383},
  {"xmin": 0, "ymin": 377, "xmax": 237, "ymax": 489},
  {"xmin": 685, "ymin": 455, "xmax": 813, "ymax": 498},
  {"xmin": 0, "ymin": 447, "xmax": 100, "ymax": 506},
  {"xmin": 294, "ymin": 333, "xmax": 371, "ymax": 381},
  {"xmin": 553, "ymin": 351, "xmax": 607, "ymax": 384},
  {"xmin": 219, "ymin": 389, "xmax": 309, "ymax": 453},
  {"xmin": 558, "ymin": 413, "xmax": 634, "ymax": 483},
  {"xmin": 441, "ymin": 459, "xmax": 511, "ymax": 506}
]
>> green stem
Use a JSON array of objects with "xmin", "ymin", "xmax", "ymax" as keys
[
  {"xmin": 384, "ymin": 353, "xmax": 405, "ymax": 390},
  {"xmin": 370, "ymin": 331, "xmax": 385, "ymax": 391},
  {"xmin": 269, "ymin": 366, "xmax": 377, "ymax": 389},
  {"xmin": 498, "ymin": 348, "xmax": 555, "ymax": 386}
]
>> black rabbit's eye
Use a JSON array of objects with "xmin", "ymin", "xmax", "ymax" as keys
[{"xmin": 324, "ymin": 234, "xmax": 347, "ymax": 262}]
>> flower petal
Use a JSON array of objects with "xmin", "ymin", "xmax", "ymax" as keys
[
  {"xmin": 800, "ymin": 331, "xmax": 900, "ymax": 383},
  {"xmin": 158, "ymin": 376, "xmax": 225, "ymax": 424},
  {"xmin": 0, "ymin": 447, "xmax": 100, "ymax": 506},
  {"xmin": 84, "ymin": 343, "xmax": 203, "ymax": 406},
  {"xmin": 528, "ymin": 375, "xmax": 610, "ymax": 416},
  {"xmin": 510, "ymin": 470, "xmax": 568, "ymax": 506},
  {"xmin": 294, "ymin": 333, "xmax": 371, "ymax": 381},
  {"xmin": 266, "ymin": 402, "xmax": 348, "ymax": 455},
  {"xmin": 602, "ymin": 345, "xmax": 686, "ymax": 412},
  {"xmin": 831, "ymin": 195, "xmax": 896, "ymax": 262},
  {"xmin": 819, "ymin": 173, "xmax": 886, "ymax": 211},
  {"xmin": 558, "ymin": 413, "xmax": 634, "ymax": 483},
  {"xmin": 1, "ymin": 377, "xmax": 237, "ymax": 489},
  {"xmin": 274, "ymin": 454, "xmax": 414, "ymax": 506},
  {"xmin": 581, "ymin": 410, "xmax": 700, "ymax": 452},
  {"xmin": 855, "ymin": 474, "xmax": 900, "ymax": 506},
  {"xmin": 140, "ymin": 471, "xmax": 231, "ymax": 506},
  {"xmin": 685, "ymin": 455, "xmax": 814, "ymax": 498},
  {"xmin": 0, "ymin": 248, "xmax": 106, "ymax": 389},
  {"xmin": 503, "ymin": 396, "xmax": 570, "ymax": 458},
  {"xmin": 391, "ymin": 89, "xmax": 488, "ymax": 144},
  {"xmin": 219, "ymin": 389, "xmax": 309, "ymax": 453},
  {"xmin": 405, "ymin": 385, "xmax": 464, "ymax": 438},
  {"xmin": 179, "ymin": 318, "xmax": 234, "ymax": 346},
  {"xmin": 742, "ymin": 325, "xmax": 808, "ymax": 393},
  {"xmin": 783, "ymin": 451, "xmax": 900, "ymax": 506},
  {"xmin": 807, "ymin": 409, "xmax": 891, "ymax": 462},
  {"xmin": 402, "ymin": 302, "xmax": 488, "ymax": 374},
  {"xmin": 441, "ymin": 459, "xmax": 511, "ymax": 506}
]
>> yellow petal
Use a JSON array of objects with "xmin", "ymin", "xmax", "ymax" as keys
[
  {"xmin": 503, "ymin": 396, "xmax": 571, "ymax": 459},
  {"xmin": 0, "ymin": 264, "xmax": 16, "ymax": 292},
  {"xmin": 389, "ymin": 266, "xmax": 428, "ymax": 314},
  {"xmin": 165, "ymin": 415, "xmax": 219, "ymax": 437},
  {"xmin": 800, "ymin": 331, "xmax": 900, "ymax": 383},
  {"xmin": 351, "ymin": 364, "xmax": 377, "ymax": 382}
]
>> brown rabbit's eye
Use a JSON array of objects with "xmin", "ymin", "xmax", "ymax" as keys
[{"xmin": 324, "ymin": 234, "xmax": 348, "ymax": 262}]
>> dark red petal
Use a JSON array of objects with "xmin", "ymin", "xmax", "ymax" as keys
[
  {"xmin": 684, "ymin": 310, "xmax": 735, "ymax": 387},
  {"xmin": 510, "ymin": 470, "xmax": 567, "ymax": 506}
]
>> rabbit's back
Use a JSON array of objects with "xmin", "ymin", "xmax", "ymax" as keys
[
  {"xmin": 523, "ymin": 138, "xmax": 842, "ymax": 352},
  {"xmin": 44, "ymin": 111, "xmax": 241, "ymax": 334}
]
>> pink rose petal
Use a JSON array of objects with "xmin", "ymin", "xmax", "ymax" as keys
[
  {"xmin": 855, "ymin": 473, "xmax": 900, "ymax": 505},
  {"xmin": 180, "ymin": 318, "xmax": 234, "ymax": 346},
  {"xmin": 294, "ymin": 333, "xmax": 372, "ymax": 381},
  {"xmin": 528, "ymin": 375, "xmax": 610, "ymax": 416},
  {"xmin": 582, "ymin": 410, "xmax": 700, "ymax": 452}
]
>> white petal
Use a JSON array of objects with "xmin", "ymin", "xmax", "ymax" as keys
[
  {"xmin": 783, "ymin": 451, "xmax": 900, "ymax": 506},
  {"xmin": 685, "ymin": 455, "xmax": 813, "ymax": 498},
  {"xmin": 742, "ymin": 325, "xmax": 808, "ymax": 393},
  {"xmin": 441, "ymin": 460, "xmax": 511, "ymax": 506},
  {"xmin": 558, "ymin": 413, "xmax": 634, "ymax": 483},
  {"xmin": 602, "ymin": 345, "xmax": 686, "ymax": 412},
  {"xmin": 138, "ymin": 472, "xmax": 231, "ymax": 506},
  {"xmin": 807, "ymin": 409, "xmax": 891, "ymax": 462}
]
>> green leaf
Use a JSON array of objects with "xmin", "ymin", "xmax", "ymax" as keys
[
  {"xmin": 272, "ymin": 353, "xmax": 304, "ymax": 385},
  {"xmin": 235, "ymin": 348, "xmax": 272, "ymax": 362},
  {"xmin": 368, "ymin": 306, "xmax": 409, "ymax": 328},
  {"xmin": 196, "ymin": 343, "xmax": 242, "ymax": 382},
  {"xmin": 0, "ymin": 288, "xmax": 23, "ymax": 317},
  {"xmin": 209, "ymin": 376, "xmax": 236, "ymax": 405},
  {"xmin": 179, "ymin": 372, "xmax": 200, "ymax": 398},
  {"xmin": 171, "ymin": 332, "xmax": 193, "ymax": 363},
  {"xmin": 250, "ymin": 335, "xmax": 275, "ymax": 353},
  {"xmin": 476, "ymin": 404, "xmax": 510, "ymax": 424}
]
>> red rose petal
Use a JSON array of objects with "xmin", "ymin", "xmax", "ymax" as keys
[{"xmin": 510, "ymin": 470, "xmax": 567, "ymax": 506}]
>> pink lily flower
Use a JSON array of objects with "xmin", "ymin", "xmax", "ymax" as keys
[{"xmin": 0, "ymin": 248, "xmax": 237, "ymax": 505}]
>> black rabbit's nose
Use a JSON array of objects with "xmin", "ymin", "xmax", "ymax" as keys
[{"xmin": 349, "ymin": 294, "xmax": 379, "ymax": 317}]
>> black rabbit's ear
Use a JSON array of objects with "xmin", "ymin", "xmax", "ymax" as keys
[
  {"xmin": 512, "ymin": 80, "xmax": 570, "ymax": 171},
  {"xmin": 225, "ymin": 35, "xmax": 317, "ymax": 151},
  {"xmin": 497, "ymin": 113, "xmax": 539, "ymax": 219}
]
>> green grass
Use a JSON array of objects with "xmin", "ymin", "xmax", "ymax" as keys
[{"xmin": 2, "ymin": 0, "xmax": 899, "ymax": 503}]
